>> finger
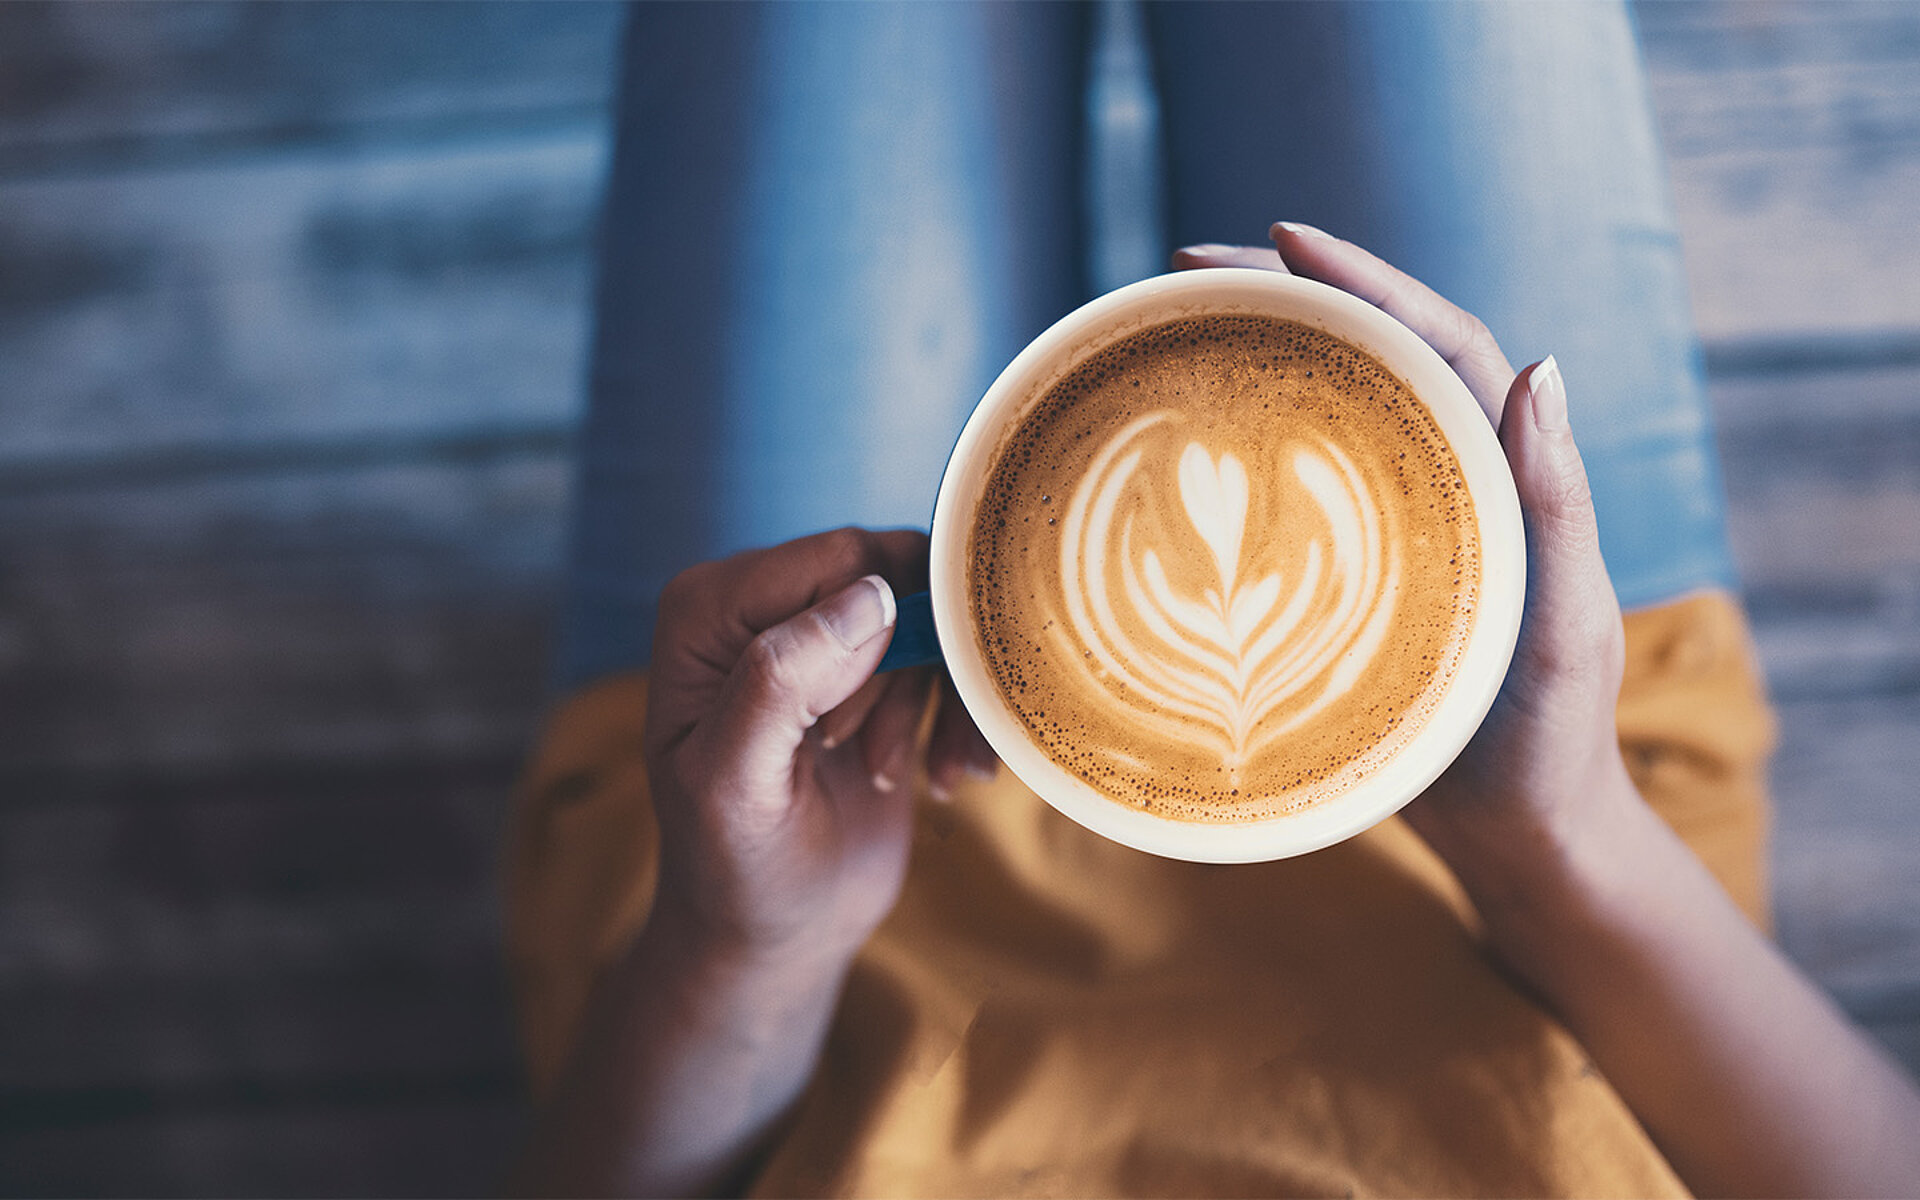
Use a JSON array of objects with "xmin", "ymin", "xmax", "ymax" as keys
[
  {"xmin": 925, "ymin": 673, "xmax": 997, "ymax": 801},
  {"xmin": 818, "ymin": 672, "xmax": 888, "ymax": 751},
  {"xmin": 1269, "ymin": 221, "xmax": 1516, "ymax": 422},
  {"xmin": 859, "ymin": 668, "xmax": 932, "ymax": 794},
  {"xmin": 704, "ymin": 574, "xmax": 900, "ymax": 798},
  {"xmin": 655, "ymin": 526, "xmax": 928, "ymax": 683},
  {"xmin": 717, "ymin": 526, "xmax": 927, "ymax": 636},
  {"xmin": 1499, "ymin": 357, "xmax": 1624, "ymax": 683},
  {"xmin": 1172, "ymin": 243, "xmax": 1289, "ymax": 273}
]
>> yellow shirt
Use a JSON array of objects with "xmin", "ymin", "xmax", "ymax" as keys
[{"xmin": 508, "ymin": 592, "xmax": 1774, "ymax": 1197}]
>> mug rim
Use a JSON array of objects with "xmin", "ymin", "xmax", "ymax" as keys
[{"xmin": 928, "ymin": 268, "xmax": 1525, "ymax": 863}]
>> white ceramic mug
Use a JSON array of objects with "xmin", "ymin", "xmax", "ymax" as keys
[{"xmin": 885, "ymin": 267, "xmax": 1525, "ymax": 863}]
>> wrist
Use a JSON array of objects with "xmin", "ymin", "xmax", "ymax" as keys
[
  {"xmin": 1419, "ymin": 750, "xmax": 1646, "ymax": 928},
  {"xmin": 634, "ymin": 882, "xmax": 855, "ymax": 1006},
  {"xmin": 626, "ymin": 865, "xmax": 878, "ymax": 1046},
  {"xmin": 527, "ymin": 868, "xmax": 857, "ymax": 1199}
]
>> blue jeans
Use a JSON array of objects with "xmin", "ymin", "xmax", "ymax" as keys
[{"xmin": 558, "ymin": 0, "xmax": 1734, "ymax": 688}]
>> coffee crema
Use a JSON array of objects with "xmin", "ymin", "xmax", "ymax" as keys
[{"xmin": 968, "ymin": 315, "xmax": 1480, "ymax": 822}]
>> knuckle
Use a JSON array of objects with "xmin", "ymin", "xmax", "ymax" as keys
[
  {"xmin": 1575, "ymin": 598, "xmax": 1625, "ymax": 662},
  {"xmin": 1544, "ymin": 466, "xmax": 1597, "ymax": 526},
  {"xmin": 1599, "ymin": 619, "xmax": 1627, "ymax": 685},
  {"xmin": 657, "ymin": 560, "xmax": 714, "ymax": 617},
  {"xmin": 1460, "ymin": 311, "xmax": 1496, "ymax": 354},
  {"xmin": 1374, "ymin": 275, "xmax": 1415, "ymax": 320},
  {"xmin": 651, "ymin": 566, "xmax": 708, "ymax": 656},
  {"xmin": 1448, "ymin": 311, "xmax": 1501, "ymax": 372},
  {"xmin": 1526, "ymin": 585, "xmax": 1624, "ymax": 685},
  {"xmin": 1573, "ymin": 619, "xmax": 1626, "ymax": 694},
  {"xmin": 737, "ymin": 624, "xmax": 809, "ymax": 707},
  {"xmin": 819, "ymin": 525, "xmax": 879, "ymax": 577}
]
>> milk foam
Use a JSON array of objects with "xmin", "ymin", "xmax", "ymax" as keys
[{"xmin": 1059, "ymin": 413, "xmax": 1400, "ymax": 779}]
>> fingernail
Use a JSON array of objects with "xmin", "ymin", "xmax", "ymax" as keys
[
  {"xmin": 1176, "ymin": 243, "xmax": 1239, "ymax": 257},
  {"xmin": 820, "ymin": 574, "xmax": 896, "ymax": 651},
  {"xmin": 1529, "ymin": 356, "xmax": 1568, "ymax": 431},
  {"xmin": 965, "ymin": 756, "xmax": 998, "ymax": 782},
  {"xmin": 872, "ymin": 736, "xmax": 910, "ymax": 794},
  {"xmin": 1272, "ymin": 221, "xmax": 1333, "ymax": 241}
]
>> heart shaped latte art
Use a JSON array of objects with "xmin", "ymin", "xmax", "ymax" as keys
[{"xmin": 1058, "ymin": 412, "xmax": 1401, "ymax": 779}]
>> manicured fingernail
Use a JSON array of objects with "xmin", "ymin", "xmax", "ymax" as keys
[
  {"xmin": 1177, "ymin": 243, "xmax": 1239, "ymax": 257},
  {"xmin": 821, "ymin": 574, "xmax": 896, "ymax": 650},
  {"xmin": 966, "ymin": 756, "xmax": 998, "ymax": 782},
  {"xmin": 1529, "ymin": 355, "xmax": 1568, "ymax": 431},
  {"xmin": 1272, "ymin": 221, "xmax": 1333, "ymax": 241}
]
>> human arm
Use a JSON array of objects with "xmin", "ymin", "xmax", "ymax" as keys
[
  {"xmin": 505, "ymin": 528, "xmax": 992, "ymax": 1197},
  {"xmin": 1177, "ymin": 227, "xmax": 1920, "ymax": 1198}
]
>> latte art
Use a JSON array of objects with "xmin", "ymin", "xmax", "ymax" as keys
[
  {"xmin": 1061, "ymin": 416, "xmax": 1400, "ymax": 779},
  {"xmin": 969, "ymin": 315, "xmax": 1480, "ymax": 822}
]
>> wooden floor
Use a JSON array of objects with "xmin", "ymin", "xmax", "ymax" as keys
[
  {"xmin": 0, "ymin": 4, "xmax": 616, "ymax": 1191},
  {"xmin": 1, "ymin": 1, "xmax": 1916, "ymax": 1193},
  {"xmin": 1640, "ymin": 0, "xmax": 1920, "ymax": 1072}
]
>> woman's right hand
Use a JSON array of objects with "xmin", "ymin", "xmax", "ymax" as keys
[
  {"xmin": 643, "ymin": 526, "xmax": 992, "ymax": 974},
  {"xmin": 1179, "ymin": 227, "xmax": 1920, "ymax": 1199},
  {"xmin": 513, "ymin": 527, "xmax": 992, "ymax": 1198},
  {"xmin": 1175, "ymin": 226, "xmax": 1633, "ymax": 894}
]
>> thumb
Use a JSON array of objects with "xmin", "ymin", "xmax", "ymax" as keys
[
  {"xmin": 1499, "ymin": 357, "xmax": 1625, "ymax": 681},
  {"xmin": 709, "ymin": 574, "xmax": 898, "ymax": 794}
]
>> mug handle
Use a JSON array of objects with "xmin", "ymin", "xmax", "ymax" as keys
[{"xmin": 876, "ymin": 590, "xmax": 943, "ymax": 672}]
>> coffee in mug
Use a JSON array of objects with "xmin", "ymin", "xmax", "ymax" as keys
[
  {"xmin": 968, "ymin": 314, "xmax": 1479, "ymax": 823},
  {"xmin": 927, "ymin": 269, "xmax": 1524, "ymax": 862}
]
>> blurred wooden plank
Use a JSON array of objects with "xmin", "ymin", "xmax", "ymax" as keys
[
  {"xmin": 0, "ymin": 5, "xmax": 604, "ymax": 1194},
  {"xmin": 1710, "ymin": 359, "xmax": 1920, "ymax": 430},
  {"xmin": 1707, "ymin": 359, "xmax": 1920, "ymax": 707},
  {"xmin": 1667, "ymin": 144, "xmax": 1920, "ymax": 341},
  {"xmin": 1638, "ymin": 0, "xmax": 1920, "ymax": 342},
  {"xmin": 0, "ymin": 761, "xmax": 529, "ymax": 1194},
  {"xmin": 1768, "ymin": 691, "xmax": 1920, "ymax": 1076},
  {"xmin": 0, "ymin": 0, "xmax": 620, "ymax": 170},
  {"xmin": 0, "ymin": 969, "xmax": 519, "ymax": 1099},
  {"xmin": 1709, "ymin": 364, "xmax": 1920, "ymax": 632},
  {"xmin": 1637, "ymin": 0, "xmax": 1920, "ymax": 154},
  {"xmin": 0, "ymin": 128, "xmax": 602, "ymax": 469},
  {"xmin": 1769, "ymin": 694, "xmax": 1920, "ymax": 865},
  {"xmin": 0, "ymin": 451, "xmax": 566, "ymax": 775},
  {"xmin": 0, "ymin": 758, "xmax": 513, "ymax": 940},
  {"xmin": 1860, "ymin": 1014, "xmax": 1920, "ymax": 1092},
  {"xmin": 1634, "ymin": 2, "xmax": 1920, "ymax": 63},
  {"xmin": 1747, "ymin": 608, "xmax": 1920, "ymax": 704},
  {"xmin": 0, "ymin": 1092, "xmax": 524, "ymax": 1198},
  {"xmin": 0, "ymin": 759, "xmax": 524, "ymax": 1092},
  {"xmin": 1720, "ymin": 418, "xmax": 1920, "ymax": 597}
]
